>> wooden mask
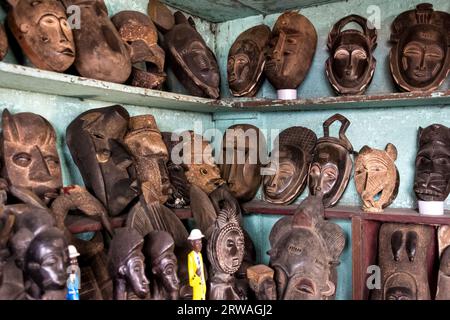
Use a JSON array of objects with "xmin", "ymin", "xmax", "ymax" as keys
[
  {"xmin": 354, "ymin": 143, "xmax": 399, "ymax": 212},
  {"xmin": 61, "ymin": 0, "xmax": 131, "ymax": 83},
  {"xmin": 371, "ymin": 223, "xmax": 433, "ymax": 300},
  {"xmin": 308, "ymin": 114, "xmax": 353, "ymax": 208},
  {"xmin": 263, "ymin": 126, "xmax": 317, "ymax": 205},
  {"xmin": 227, "ymin": 25, "xmax": 271, "ymax": 97},
  {"xmin": 165, "ymin": 11, "xmax": 220, "ymax": 99},
  {"xmin": 147, "ymin": 0, "xmax": 174, "ymax": 33},
  {"xmin": 390, "ymin": 3, "xmax": 450, "ymax": 92},
  {"xmin": 219, "ymin": 124, "xmax": 267, "ymax": 202},
  {"xmin": 0, "ymin": 24, "xmax": 8, "ymax": 61},
  {"xmin": 326, "ymin": 15, "xmax": 377, "ymax": 95},
  {"xmin": 0, "ymin": 109, "xmax": 62, "ymax": 205},
  {"xmin": 7, "ymin": 0, "xmax": 75, "ymax": 72},
  {"xmin": 414, "ymin": 124, "xmax": 450, "ymax": 202},
  {"xmin": 265, "ymin": 11, "xmax": 317, "ymax": 90}
]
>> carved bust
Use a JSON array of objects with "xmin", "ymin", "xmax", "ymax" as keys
[
  {"xmin": 308, "ymin": 114, "xmax": 353, "ymax": 208},
  {"xmin": 265, "ymin": 11, "xmax": 317, "ymax": 91},
  {"xmin": 7, "ymin": 0, "xmax": 75, "ymax": 72},
  {"xmin": 0, "ymin": 24, "xmax": 8, "ymax": 61},
  {"xmin": 165, "ymin": 11, "xmax": 220, "ymax": 99},
  {"xmin": 227, "ymin": 25, "xmax": 271, "ymax": 97},
  {"xmin": 354, "ymin": 144, "xmax": 399, "ymax": 212},
  {"xmin": 390, "ymin": 3, "xmax": 450, "ymax": 92},
  {"xmin": 263, "ymin": 126, "xmax": 317, "ymax": 205},
  {"xmin": 326, "ymin": 15, "xmax": 377, "ymax": 95}
]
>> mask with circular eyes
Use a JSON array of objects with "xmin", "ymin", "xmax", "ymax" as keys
[
  {"xmin": 390, "ymin": 3, "xmax": 450, "ymax": 92},
  {"xmin": 326, "ymin": 15, "xmax": 377, "ymax": 95},
  {"xmin": 0, "ymin": 24, "xmax": 8, "ymax": 61}
]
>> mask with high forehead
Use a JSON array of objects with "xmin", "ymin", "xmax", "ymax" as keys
[
  {"xmin": 124, "ymin": 115, "xmax": 171, "ymax": 205},
  {"xmin": 268, "ymin": 195, "xmax": 345, "ymax": 300},
  {"xmin": 265, "ymin": 11, "xmax": 317, "ymax": 90},
  {"xmin": 264, "ymin": 127, "xmax": 317, "ymax": 205},
  {"xmin": 326, "ymin": 15, "xmax": 377, "ymax": 95},
  {"xmin": 0, "ymin": 109, "xmax": 62, "ymax": 204},
  {"xmin": 227, "ymin": 25, "xmax": 271, "ymax": 97},
  {"xmin": 7, "ymin": 0, "xmax": 75, "ymax": 72},
  {"xmin": 165, "ymin": 11, "xmax": 220, "ymax": 99},
  {"xmin": 371, "ymin": 223, "xmax": 433, "ymax": 300},
  {"xmin": 414, "ymin": 124, "xmax": 450, "ymax": 202},
  {"xmin": 219, "ymin": 124, "xmax": 267, "ymax": 202},
  {"xmin": 355, "ymin": 143, "xmax": 399, "ymax": 212},
  {"xmin": 0, "ymin": 24, "xmax": 8, "ymax": 61},
  {"xmin": 61, "ymin": 0, "xmax": 131, "ymax": 83},
  {"xmin": 308, "ymin": 114, "xmax": 353, "ymax": 208},
  {"xmin": 66, "ymin": 105, "xmax": 138, "ymax": 216},
  {"xmin": 390, "ymin": 3, "xmax": 450, "ymax": 92}
]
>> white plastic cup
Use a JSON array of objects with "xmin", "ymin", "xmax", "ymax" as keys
[
  {"xmin": 418, "ymin": 200, "xmax": 444, "ymax": 216},
  {"xmin": 277, "ymin": 89, "xmax": 297, "ymax": 100}
]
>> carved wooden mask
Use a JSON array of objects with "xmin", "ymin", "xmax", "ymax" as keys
[
  {"xmin": 7, "ymin": 0, "xmax": 75, "ymax": 72},
  {"xmin": 265, "ymin": 11, "xmax": 317, "ymax": 90},
  {"xmin": 66, "ymin": 105, "xmax": 138, "ymax": 216},
  {"xmin": 0, "ymin": 109, "xmax": 62, "ymax": 204},
  {"xmin": 414, "ymin": 124, "xmax": 450, "ymax": 202},
  {"xmin": 227, "ymin": 25, "xmax": 271, "ymax": 97},
  {"xmin": 326, "ymin": 15, "xmax": 377, "ymax": 95},
  {"xmin": 371, "ymin": 223, "xmax": 433, "ymax": 300},
  {"xmin": 0, "ymin": 24, "xmax": 8, "ymax": 61},
  {"xmin": 61, "ymin": 0, "xmax": 131, "ymax": 83},
  {"xmin": 264, "ymin": 127, "xmax": 317, "ymax": 205},
  {"xmin": 355, "ymin": 143, "xmax": 399, "ymax": 212},
  {"xmin": 308, "ymin": 114, "xmax": 353, "ymax": 208},
  {"xmin": 165, "ymin": 11, "xmax": 220, "ymax": 99},
  {"xmin": 147, "ymin": 0, "xmax": 174, "ymax": 33},
  {"xmin": 390, "ymin": 3, "xmax": 450, "ymax": 92}
]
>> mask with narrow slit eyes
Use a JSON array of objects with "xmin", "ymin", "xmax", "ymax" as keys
[
  {"xmin": 0, "ymin": 109, "xmax": 62, "ymax": 205},
  {"xmin": 7, "ymin": 0, "xmax": 75, "ymax": 72},
  {"xmin": 390, "ymin": 3, "xmax": 450, "ymax": 92}
]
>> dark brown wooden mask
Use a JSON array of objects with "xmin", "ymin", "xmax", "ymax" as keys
[
  {"xmin": 308, "ymin": 114, "xmax": 353, "ymax": 208},
  {"xmin": 390, "ymin": 3, "xmax": 450, "ymax": 92},
  {"xmin": 219, "ymin": 124, "xmax": 267, "ymax": 202},
  {"xmin": 227, "ymin": 25, "xmax": 270, "ymax": 97},
  {"xmin": 66, "ymin": 105, "xmax": 138, "ymax": 217},
  {"xmin": 326, "ymin": 15, "xmax": 377, "ymax": 95},
  {"xmin": 265, "ymin": 11, "xmax": 317, "ymax": 90},
  {"xmin": 61, "ymin": 0, "xmax": 131, "ymax": 83},
  {"xmin": 0, "ymin": 24, "xmax": 8, "ymax": 61},
  {"xmin": 268, "ymin": 195, "xmax": 345, "ymax": 300},
  {"xmin": 7, "ymin": 0, "xmax": 75, "ymax": 72},
  {"xmin": 414, "ymin": 124, "xmax": 450, "ymax": 202},
  {"xmin": 355, "ymin": 144, "xmax": 399, "ymax": 212},
  {"xmin": 371, "ymin": 223, "xmax": 433, "ymax": 300},
  {"xmin": 165, "ymin": 11, "xmax": 220, "ymax": 99},
  {"xmin": 0, "ymin": 109, "xmax": 62, "ymax": 204},
  {"xmin": 263, "ymin": 127, "xmax": 317, "ymax": 205}
]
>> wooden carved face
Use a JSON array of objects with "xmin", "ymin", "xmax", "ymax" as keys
[
  {"xmin": 0, "ymin": 24, "xmax": 8, "ymax": 61},
  {"xmin": 1, "ymin": 110, "xmax": 62, "ymax": 204},
  {"xmin": 227, "ymin": 25, "xmax": 270, "ymax": 97},
  {"xmin": 355, "ymin": 144, "xmax": 399, "ymax": 212},
  {"xmin": 326, "ymin": 15, "xmax": 377, "ymax": 95},
  {"xmin": 7, "ymin": 0, "xmax": 75, "ymax": 72},
  {"xmin": 414, "ymin": 124, "xmax": 450, "ymax": 202},
  {"xmin": 265, "ymin": 11, "xmax": 317, "ymax": 90},
  {"xmin": 390, "ymin": 3, "xmax": 450, "ymax": 92}
]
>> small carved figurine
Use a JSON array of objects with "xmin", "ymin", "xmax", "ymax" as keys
[
  {"xmin": 354, "ymin": 144, "xmax": 399, "ymax": 212},
  {"xmin": 227, "ymin": 25, "xmax": 271, "ymax": 97},
  {"xmin": 247, "ymin": 264, "xmax": 276, "ymax": 300},
  {"xmin": 326, "ymin": 15, "xmax": 377, "ymax": 95},
  {"xmin": 0, "ymin": 24, "xmax": 8, "ymax": 61},
  {"xmin": 187, "ymin": 229, "xmax": 206, "ymax": 300},
  {"xmin": 66, "ymin": 245, "xmax": 80, "ymax": 300},
  {"xmin": 390, "ymin": 3, "xmax": 450, "ymax": 92}
]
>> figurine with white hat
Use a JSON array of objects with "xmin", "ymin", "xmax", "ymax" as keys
[
  {"xmin": 66, "ymin": 245, "xmax": 81, "ymax": 300},
  {"xmin": 187, "ymin": 229, "xmax": 206, "ymax": 300}
]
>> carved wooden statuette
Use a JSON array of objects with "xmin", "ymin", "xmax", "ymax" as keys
[
  {"xmin": 61, "ymin": 0, "xmax": 131, "ymax": 83},
  {"xmin": 371, "ymin": 223, "xmax": 433, "ymax": 300},
  {"xmin": 308, "ymin": 114, "xmax": 354, "ymax": 208},
  {"xmin": 247, "ymin": 264, "xmax": 276, "ymax": 300},
  {"xmin": 265, "ymin": 11, "xmax": 317, "ymax": 99},
  {"xmin": 268, "ymin": 194, "xmax": 345, "ymax": 300},
  {"xmin": 227, "ymin": 25, "xmax": 271, "ymax": 97},
  {"xmin": 390, "ymin": 3, "xmax": 450, "ymax": 92},
  {"xmin": 354, "ymin": 144, "xmax": 399, "ymax": 212},
  {"xmin": 0, "ymin": 24, "xmax": 8, "ymax": 61},
  {"xmin": 165, "ymin": 11, "xmax": 220, "ymax": 99},
  {"xmin": 187, "ymin": 229, "xmax": 206, "ymax": 300},
  {"xmin": 326, "ymin": 15, "xmax": 377, "ymax": 95},
  {"xmin": 7, "ymin": 0, "xmax": 75, "ymax": 72},
  {"xmin": 263, "ymin": 126, "xmax": 317, "ymax": 205}
]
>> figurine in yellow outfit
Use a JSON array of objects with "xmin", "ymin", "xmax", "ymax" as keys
[{"xmin": 187, "ymin": 229, "xmax": 206, "ymax": 300}]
